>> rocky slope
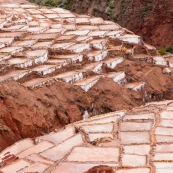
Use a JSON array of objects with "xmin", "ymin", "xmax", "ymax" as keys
[{"xmin": 55, "ymin": 0, "xmax": 173, "ymax": 49}]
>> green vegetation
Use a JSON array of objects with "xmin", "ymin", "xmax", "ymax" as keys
[
  {"xmin": 165, "ymin": 46, "xmax": 173, "ymax": 54},
  {"xmin": 28, "ymin": 0, "xmax": 73, "ymax": 9},
  {"xmin": 158, "ymin": 49, "xmax": 168, "ymax": 56},
  {"xmin": 158, "ymin": 46, "xmax": 173, "ymax": 56},
  {"xmin": 141, "ymin": 3, "xmax": 153, "ymax": 18},
  {"xmin": 43, "ymin": 0, "xmax": 61, "ymax": 7}
]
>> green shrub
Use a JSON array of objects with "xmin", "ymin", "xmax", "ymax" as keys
[
  {"xmin": 165, "ymin": 46, "xmax": 173, "ymax": 54},
  {"xmin": 158, "ymin": 49, "xmax": 167, "ymax": 56},
  {"xmin": 42, "ymin": 0, "xmax": 59, "ymax": 7}
]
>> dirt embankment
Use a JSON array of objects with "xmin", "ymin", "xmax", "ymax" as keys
[
  {"xmin": 115, "ymin": 59, "xmax": 173, "ymax": 101},
  {"xmin": 0, "ymin": 81, "xmax": 89, "ymax": 151},
  {"xmin": 0, "ymin": 78, "xmax": 140, "ymax": 151},
  {"xmin": 67, "ymin": 0, "xmax": 173, "ymax": 49},
  {"xmin": 0, "ymin": 61, "xmax": 173, "ymax": 151}
]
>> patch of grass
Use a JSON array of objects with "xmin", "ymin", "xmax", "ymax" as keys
[
  {"xmin": 158, "ymin": 46, "xmax": 173, "ymax": 56},
  {"xmin": 158, "ymin": 49, "xmax": 168, "ymax": 56}
]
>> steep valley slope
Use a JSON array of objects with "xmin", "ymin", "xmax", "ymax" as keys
[
  {"xmin": 70, "ymin": 0, "xmax": 173, "ymax": 49},
  {"xmin": 37, "ymin": 0, "xmax": 173, "ymax": 49}
]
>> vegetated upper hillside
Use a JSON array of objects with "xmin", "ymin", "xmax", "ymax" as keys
[{"xmin": 33, "ymin": 0, "xmax": 173, "ymax": 49}]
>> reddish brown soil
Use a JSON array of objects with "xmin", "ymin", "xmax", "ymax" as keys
[
  {"xmin": 0, "ymin": 81, "xmax": 89, "ymax": 151},
  {"xmin": 0, "ymin": 58, "xmax": 173, "ymax": 151},
  {"xmin": 85, "ymin": 165, "xmax": 114, "ymax": 173},
  {"xmin": 115, "ymin": 59, "xmax": 173, "ymax": 101},
  {"xmin": 69, "ymin": 0, "xmax": 173, "ymax": 49}
]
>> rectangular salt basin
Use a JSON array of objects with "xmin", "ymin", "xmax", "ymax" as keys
[
  {"xmin": 27, "ymin": 154, "xmax": 54, "ymax": 165},
  {"xmin": 54, "ymin": 163, "xmax": 118, "ymax": 173},
  {"xmin": 120, "ymin": 132, "xmax": 150, "ymax": 144},
  {"xmin": 47, "ymin": 59, "xmax": 67, "ymax": 66},
  {"xmin": 67, "ymin": 147, "xmax": 119, "ymax": 162},
  {"xmin": 0, "ymin": 139, "xmax": 34, "ymax": 156},
  {"xmin": 67, "ymin": 43, "xmax": 90, "ymax": 53},
  {"xmin": 27, "ymin": 27, "xmax": 47, "ymax": 34},
  {"xmin": 22, "ymin": 78, "xmax": 53, "ymax": 88},
  {"xmin": 89, "ymin": 31, "xmax": 107, "ymax": 37},
  {"xmin": 160, "ymin": 111, "xmax": 173, "ymax": 119},
  {"xmin": 120, "ymin": 121, "xmax": 153, "ymax": 131},
  {"xmin": 84, "ymin": 111, "xmax": 124, "ymax": 120},
  {"xmin": 17, "ymin": 162, "xmax": 49, "ymax": 173},
  {"xmin": 122, "ymin": 154, "xmax": 147, "ymax": 167},
  {"xmin": 38, "ymin": 126, "xmax": 75, "ymax": 144},
  {"xmin": 77, "ymin": 25, "xmax": 98, "ymax": 30},
  {"xmin": 22, "ymin": 49, "xmax": 48, "ymax": 58},
  {"xmin": 0, "ymin": 47, "xmax": 23, "ymax": 54},
  {"xmin": 90, "ymin": 17, "xmax": 104, "ymax": 24},
  {"xmin": 58, "ymin": 13, "xmax": 76, "ymax": 18},
  {"xmin": 0, "ymin": 70, "xmax": 30, "ymax": 82},
  {"xmin": 17, "ymin": 141, "xmax": 54, "ymax": 158},
  {"xmin": 88, "ymin": 133, "xmax": 114, "ymax": 142},
  {"xmin": 74, "ymin": 75, "xmax": 101, "ymax": 92},
  {"xmin": 56, "ymin": 35, "xmax": 74, "ymax": 41},
  {"xmin": 40, "ymin": 134, "xmax": 83, "ymax": 161},
  {"xmin": 0, "ymin": 32, "xmax": 26, "ymax": 38},
  {"xmin": 160, "ymin": 119, "xmax": 173, "ymax": 127},
  {"xmin": 31, "ymin": 65, "xmax": 57, "ymax": 75},
  {"xmin": 154, "ymin": 153, "xmax": 173, "ymax": 161},
  {"xmin": 83, "ymin": 62, "xmax": 102, "ymax": 73},
  {"xmin": 156, "ymin": 135, "xmax": 173, "ymax": 143},
  {"xmin": 154, "ymin": 162, "xmax": 173, "ymax": 173},
  {"xmin": 117, "ymin": 168, "xmax": 150, "ymax": 173},
  {"xmin": 12, "ymin": 40, "xmax": 37, "ymax": 47},
  {"xmin": 125, "ymin": 82, "xmax": 145, "ymax": 91},
  {"xmin": 51, "ymin": 42, "xmax": 74, "ymax": 50},
  {"xmin": 32, "ymin": 41, "xmax": 53, "ymax": 49},
  {"xmin": 155, "ymin": 127, "xmax": 173, "ymax": 136},
  {"xmin": 0, "ymin": 54, "xmax": 11, "ymax": 62},
  {"xmin": 23, "ymin": 33, "xmax": 58, "ymax": 40},
  {"xmin": 106, "ymin": 72, "xmax": 125, "ymax": 83},
  {"xmin": 104, "ymin": 57, "xmax": 123, "ymax": 69},
  {"xmin": 51, "ymin": 54, "xmax": 83, "ymax": 63},
  {"xmin": 65, "ymin": 30, "xmax": 90, "ymax": 36},
  {"xmin": 0, "ymin": 159, "xmax": 31, "ymax": 173},
  {"xmin": 123, "ymin": 113, "xmax": 155, "ymax": 120},
  {"xmin": 0, "ymin": 37, "xmax": 14, "ymax": 45},
  {"xmin": 81, "ymin": 123, "xmax": 114, "ymax": 133},
  {"xmin": 53, "ymin": 71, "xmax": 83, "ymax": 83},
  {"xmin": 166, "ymin": 106, "xmax": 173, "ymax": 111},
  {"xmin": 156, "ymin": 144, "xmax": 173, "ymax": 153},
  {"xmin": 75, "ymin": 115, "xmax": 120, "ymax": 127},
  {"xmin": 76, "ymin": 36, "xmax": 92, "ymax": 42},
  {"xmin": 123, "ymin": 145, "xmax": 150, "ymax": 155}
]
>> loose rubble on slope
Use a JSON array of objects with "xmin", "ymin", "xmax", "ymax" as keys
[{"xmin": 1, "ymin": 100, "xmax": 173, "ymax": 173}]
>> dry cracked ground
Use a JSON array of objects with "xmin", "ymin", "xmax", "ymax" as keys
[{"xmin": 0, "ymin": 1, "xmax": 172, "ymax": 173}]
